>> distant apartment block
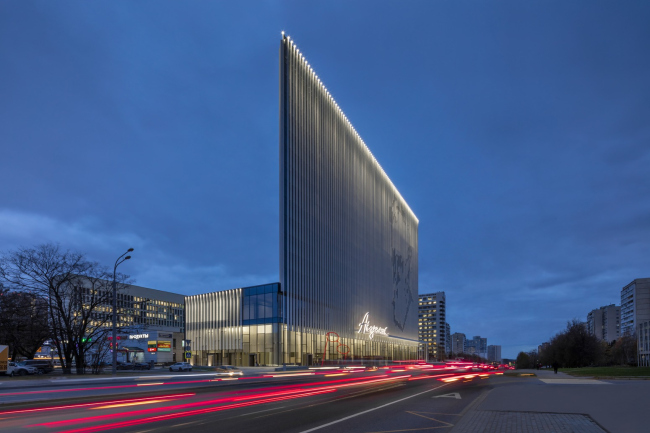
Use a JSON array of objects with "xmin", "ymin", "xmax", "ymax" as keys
[
  {"xmin": 451, "ymin": 332, "xmax": 466, "ymax": 355},
  {"xmin": 418, "ymin": 292, "xmax": 448, "ymax": 360},
  {"xmin": 538, "ymin": 342, "xmax": 550, "ymax": 359},
  {"xmin": 487, "ymin": 345, "xmax": 502, "ymax": 363},
  {"xmin": 638, "ymin": 320, "xmax": 650, "ymax": 367},
  {"xmin": 620, "ymin": 278, "xmax": 650, "ymax": 336},
  {"xmin": 587, "ymin": 304, "xmax": 620, "ymax": 342},
  {"xmin": 465, "ymin": 335, "xmax": 487, "ymax": 359}
]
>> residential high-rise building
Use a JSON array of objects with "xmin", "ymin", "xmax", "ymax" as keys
[
  {"xmin": 418, "ymin": 292, "xmax": 447, "ymax": 360},
  {"xmin": 445, "ymin": 323, "xmax": 451, "ymax": 355},
  {"xmin": 451, "ymin": 332, "xmax": 466, "ymax": 355},
  {"xmin": 538, "ymin": 342, "xmax": 550, "ymax": 361},
  {"xmin": 587, "ymin": 304, "xmax": 621, "ymax": 343},
  {"xmin": 621, "ymin": 278, "xmax": 650, "ymax": 336},
  {"xmin": 487, "ymin": 345, "xmax": 502, "ymax": 363},
  {"xmin": 186, "ymin": 35, "xmax": 420, "ymax": 366},
  {"xmin": 465, "ymin": 335, "xmax": 488, "ymax": 359}
]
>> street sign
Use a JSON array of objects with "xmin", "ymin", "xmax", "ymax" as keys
[{"xmin": 185, "ymin": 351, "xmax": 191, "ymax": 359}]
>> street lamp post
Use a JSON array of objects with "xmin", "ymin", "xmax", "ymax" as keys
[{"xmin": 112, "ymin": 248, "xmax": 134, "ymax": 376}]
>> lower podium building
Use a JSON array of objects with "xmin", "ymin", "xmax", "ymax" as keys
[
  {"xmin": 186, "ymin": 282, "xmax": 420, "ymax": 366},
  {"xmin": 186, "ymin": 34, "xmax": 420, "ymax": 366}
]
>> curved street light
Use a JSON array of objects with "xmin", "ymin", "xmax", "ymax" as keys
[{"xmin": 112, "ymin": 248, "xmax": 134, "ymax": 376}]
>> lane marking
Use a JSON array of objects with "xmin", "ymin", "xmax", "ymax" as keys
[
  {"xmin": 336, "ymin": 383, "xmax": 404, "ymax": 401},
  {"xmin": 406, "ymin": 411, "xmax": 454, "ymax": 426},
  {"xmin": 171, "ymin": 421, "xmax": 197, "ymax": 428},
  {"xmin": 297, "ymin": 383, "xmax": 451, "ymax": 433},
  {"xmin": 432, "ymin": 392, "xmax": 460, "ymax": 400},
  {"xmin": 367, "ymin": 427, "xmax": 451, "ymax": 432},
  {"xmin": 232, "ymin": 406, "xmax": 287, "ymax": 417}
]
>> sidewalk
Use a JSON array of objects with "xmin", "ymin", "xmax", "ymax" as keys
[
  {"xmin": 505, "ymin": 368, "xmax": 577, "ymax": 378},
  {"xmin": 449, "ymin": 369, "xmax": 649, "ymax": 433}
]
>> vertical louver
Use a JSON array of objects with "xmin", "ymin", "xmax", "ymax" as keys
[{"xmin": 280, "ymin": 34, "xmax": 419, "ymax": 360}]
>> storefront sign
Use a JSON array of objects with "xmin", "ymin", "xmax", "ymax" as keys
[
  {"xmin": 357, "ymin": 312, "xmax": 388, "ymax": 340},
  {"xmin": 157, "ymin": 341, "xmax": 171, "ymax": 352},
  {"xmin": 147, "ymin": 341, "xmax": 157, "ymax": 352},
  {"xmin": 159, "ymin": 333, "xmax": 172, "ymax": 339},
  {"xmin": 129, "ymin": 334, "xmax": 149, "ymax": 340}
]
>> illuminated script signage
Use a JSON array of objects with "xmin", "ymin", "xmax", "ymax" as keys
[
  {"xmin": 129, "ymin": 334, "xmax": 149, "ymax": 340},
  {"xmin": 157, "ymin": 341, "xmax": 171, "ymax": 352},
  {"xmin": 357, "ymin": 312, "xmax": 388, "ymax": 340}
]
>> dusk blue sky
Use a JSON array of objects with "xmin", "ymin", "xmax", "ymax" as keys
[{"xmin": 2, "ymin": 1, "xmax": 649, "ymax": 359}]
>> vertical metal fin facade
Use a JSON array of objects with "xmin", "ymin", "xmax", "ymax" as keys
[
  {"xmin": 186, "ymin": 289, "xmax": 243, "ymax": 355},
  {"xmin": 280, "ymin": 35, "xmax": 419, "ymax": 344}
]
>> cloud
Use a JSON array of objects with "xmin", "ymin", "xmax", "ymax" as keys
[
  {"xmin": 0, "ymin": 209, "xmax": 144, "ymax": 254},
  {"xmin": 135, "ymin": 262, "xmax": 277, "ymax": 297},
  {"xmin": 0, "ymin": 209, "xmax": 275, "ymax": 296}
]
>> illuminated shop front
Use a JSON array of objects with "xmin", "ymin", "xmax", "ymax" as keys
[
  {"xmin": 108, "ymin": 330, "xmax": 184, "ymax": 364},
  {"xmin": 186, "ymin": 283, "xmax": 420, "ymax": 367}
]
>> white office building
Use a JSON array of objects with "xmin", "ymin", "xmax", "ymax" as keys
[{"xmin": 621, "ymin": 278, "xmax": 650, "ymax": 336}]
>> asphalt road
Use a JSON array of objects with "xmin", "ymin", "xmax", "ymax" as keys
[
  {"xmin": 0, "ymin": 366, "xmax": 499, "ymax": 433},
  {"xmin": 8, "ymin": 368, "xmax": 645, "ymax": 432}
]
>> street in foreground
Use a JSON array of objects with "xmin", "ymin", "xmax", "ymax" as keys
[{"xmin": 1, "ymin": 367, "xmax": 648, "ymax": 432}]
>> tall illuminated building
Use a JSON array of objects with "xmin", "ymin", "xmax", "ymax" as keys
[
  {"xmin": 186, "ymin": 34, "xmax": 419, "ymax": 366},
  {"xmin": 418, "ymin": 292, "xmax": 447, "ymax": 360}
]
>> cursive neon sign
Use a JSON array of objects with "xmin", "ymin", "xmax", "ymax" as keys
[{"xmin": 357, "ymin": 312, "xmax": 388, "ymax": 339}]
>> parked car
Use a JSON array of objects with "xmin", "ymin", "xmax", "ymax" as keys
[
  {"xmin": 20, "ymin": 360, "xmax": 54, "ymax": 374},
  {"xmin": 134, "ymin": 362, "xmax": 151, "ymax": 370},
  {"xmin": 116, "ymin": 362, "xmax": 134, "ymax": 370},
  {"xmin": 169, "ymin": 362, "xmax": 192, "ymax": 372},
  {"xmin": 5, "ymin": 362, "xmax": 39, "ymax": 377},
  {"xmin": 214, "ymin": 365, "xmax": 243, "ymax": 376}
]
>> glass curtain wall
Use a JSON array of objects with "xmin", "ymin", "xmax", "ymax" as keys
[
  {"xmin": 242, "ymin": 284, "xmax": 282, "ymax": 366},
  {"xmin": 280, "ymin": 327, "xmax": 419, "ymax": 366},
  {"xmin": 186, "ymin": 284, "xmax": 282, "ymax": 367}
]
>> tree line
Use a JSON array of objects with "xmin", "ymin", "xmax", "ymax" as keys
[
  {"xmin": 0, "ymin": 243, "xmax": 131, "ymax": 374},
  {"xmin": 516, "ymin": 319, "xmax": 638, "ymax": 369}
]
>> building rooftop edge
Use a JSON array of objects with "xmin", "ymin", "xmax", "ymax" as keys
[
  {"xmin": 185, "ymin": 282, "xmax": 281, "ymax": 298},
  {"xmin": 281, "ymin": 33, "xmax": 418, "ymax": 224}
]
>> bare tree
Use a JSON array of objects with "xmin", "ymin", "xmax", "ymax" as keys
[
  {"xmin": 0, "ymin": 287, "xmax": 50, "ymax": 360},
  {"xmin": 0, "ymin": 244, "xmax": 130, "ymax": 374},
  {"xmin": 611, "ymin": 334, "xmax": 637, "ymax": 366},
  {"xmin": 67, "ymin": 271, "xmax": 134, "ymax": 373},
  {"xmin": 544, "ymin": 319, "xmax": 604, "ymax": 368}
]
